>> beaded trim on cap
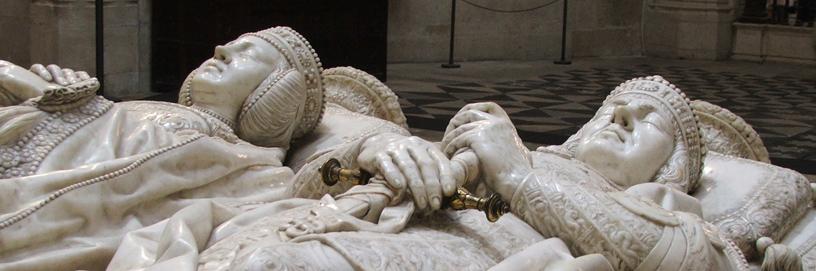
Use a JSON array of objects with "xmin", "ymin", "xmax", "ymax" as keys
[
  {"xmin": 606, "ymin": 75, "xmax": 706, "ymax": 191},
  {"xmin": 690, "ymin": 100, "xmax": 770, "ymax": 163},
  {"xmin": 241, "ymin": 26, "xmax": 325, "ymax": 139}
]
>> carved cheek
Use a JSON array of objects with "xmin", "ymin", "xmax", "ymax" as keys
[{"xmin": 641, "ymin": 128, "xmax": 674, "ymax": 162}]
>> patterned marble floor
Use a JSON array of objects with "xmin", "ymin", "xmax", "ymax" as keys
[{"xmin": 389, "ymin": 58, "xmax": 816, "ymax": 174}]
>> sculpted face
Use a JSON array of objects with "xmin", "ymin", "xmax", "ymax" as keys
[
  {"xmin": 575, "ymin": 96, "xmax": 675, "ymax": 188},
  {"xmin": 189, "ymin": 35, "xmax": 286, "ymax": 118}
]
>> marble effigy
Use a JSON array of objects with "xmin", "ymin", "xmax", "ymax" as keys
[
  {"xmin": 195, "ymin": 76, "xmax": 812, "ymax": 270},
  {"xmin": 0, "ymin": 27, "xmax": 452, "ymax": 270},
  {"xmin": 1, "ymin": 26, "xmax": 813, "ymax": 270}
]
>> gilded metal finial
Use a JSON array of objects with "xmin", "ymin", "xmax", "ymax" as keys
[
  {"xmin": 445, "ymin": 187, "xmax": 509, "ymax": 222},
  {"xmin": 320, "ymin": 158, "xmax": 371, "ymax": 186},
  {"xmin": 320, "ymin": 158, "xmax": 509, "ymax": 222}
]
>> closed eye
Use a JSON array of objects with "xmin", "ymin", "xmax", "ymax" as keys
[{"xmin": 642, "ymin": 113, "xmax": 671, "ymax": 134}]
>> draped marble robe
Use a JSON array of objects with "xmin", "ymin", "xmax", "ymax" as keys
[
  {"xmin": 0, "ymin": 92, "xmax": 415, "ymax": 271},
  {"xmin": 190, "ymin": 147, "xmax": 747, "ymax": 271},
  {"xmin": 0, "ymin": 96, "xmax": 305, "ymax": 270}
]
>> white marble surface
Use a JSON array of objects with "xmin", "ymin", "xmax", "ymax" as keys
[{"xmin": 2, "ymin": 39, "xmax": 814, "ymax": 269}]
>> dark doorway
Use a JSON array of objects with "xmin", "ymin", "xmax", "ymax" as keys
[{"xmin": 151, "ymin": 1, "xmax": 388, "ymax": 97}]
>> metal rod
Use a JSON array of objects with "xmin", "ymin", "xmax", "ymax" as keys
[
  {"xmin": 442, "ymin": 0, "xmax": 461, "ymax": 68},
  {"xmin": 95, "ymin": 0, "xmax": 104, "ymax": 95},
  {"xmin": 554, "ymin": 0, "xmax": 571, "ymax": 65}
]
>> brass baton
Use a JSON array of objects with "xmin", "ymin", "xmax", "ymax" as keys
[{"xmin": 319, "ymin": 158, "xmax": 510, "ymax": 222}]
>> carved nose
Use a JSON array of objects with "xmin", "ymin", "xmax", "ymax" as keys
[
  {"xmin": 213, "ymin": 45, "xmax": 231, "ymax": 63},
  {"xmin": 612, "ymin": 105, "xmax": 634, "ymax": 130}
]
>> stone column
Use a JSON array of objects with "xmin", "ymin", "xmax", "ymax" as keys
[
  {"xmin": 0, "ymin": 0, "xmax": 31, "ymax": 65},
  {"xmin": 643, "ymin": 0, "xmax": 738, "ymax": 60},
  {"xmin": 29, "ymin": 0, "xmax": 97, "ymax": 75},
  {"xmin": 103, "ymin": 0, "xmax": 151, "ymax": 99},
  {"xmin": 26, "ymin": 0, "xmax": 150, "ymax": 99}
]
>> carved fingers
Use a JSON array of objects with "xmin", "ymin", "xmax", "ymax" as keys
[
  {"xmin": 30, "ymin": 64, "xmax": 93, "ymax": 86},
  {"xmin": 442, "ymin": 122, "xmax": 485, "ymax": 156},
  {"xmin": 278, "ymin": 205, "xmax": 377, "ymax": 240},
  {"xmin": 358, "ymin": 133, "xmax": 455, "ymax": 212},
  {"xmin": 391, "ymin": 146, "xmax": 428, "ymax": 209},
  {"xmin": 429, "ymin": 147, "xmax": 456, "ymax": 197},
  {"xmin": 0, "ymin": 62, "xmax": 53, "ymax": 102},
  {"xmin": 445, "ymin": 102, "xmax": 510, "ymax": 134},
  {"xmin": 442, "ymin": 103, "xmax": 532, "ymax": 199},
  {"xmin": 279, "ymin": 209, "xmax": 334, "ymax": 239},
  {"xmin": 30, "ymin": 64, "xmax": 52, "ymax": 82},
  {"xmin": 374, "ymin": 152, "xmax": 404, "ymax": 189}
]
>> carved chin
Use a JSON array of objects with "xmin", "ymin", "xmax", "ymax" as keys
[
  {"xmin": 577, "ymin": 138, "xmax": 623, "ymax": 159},
  {"xmin": 193, "ymin": 72, "xmax": 222, "ymax": 88},
  {"xmin": 575, "ymin": 141, "xmax": 630, "ymax": 182}
]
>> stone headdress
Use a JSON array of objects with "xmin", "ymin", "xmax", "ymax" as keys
[
  {"xmin": 180, "ymin": 26, "xmax": 325, "ymax": 147},
  {"xmin": 238, "ymin": 26, "xmax": 325, "ymax": 140},
  {"xmin": 555, "ymin": 76, "xmax": 705, "ymax": 192}
]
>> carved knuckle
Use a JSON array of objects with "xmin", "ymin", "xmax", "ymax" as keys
[
  {"xmin": 418, "ymin": 160, "xmax": 434, "ymax": 168},
  {"xmin": 395, "ymin": 159, "xmax": 413, "ymax": 168}
]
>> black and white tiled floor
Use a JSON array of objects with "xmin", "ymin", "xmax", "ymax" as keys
[{"xmin": 389, "ymin": 59, "xmax": 816, "ymax": 174}]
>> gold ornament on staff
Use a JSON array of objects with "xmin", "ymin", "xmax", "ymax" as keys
[{"xmin": 319, "ymin": 158, "xmax": 510, "ymax": 222}]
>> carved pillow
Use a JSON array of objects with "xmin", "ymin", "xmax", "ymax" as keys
[
  {"xmin": 323, "ymin": 67, "xmax": 407, "ymax": 128},
  {"xmin": 693, "ymin": 152, "xmax": 813, "ymax": 259},
  {"xmin": 691, "ymin": 100, "xmax": 770, "ymax": 163}
]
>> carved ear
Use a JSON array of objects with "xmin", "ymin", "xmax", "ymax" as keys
[{"xmin": 237, "ymin": 69, "xmax": 307, "ymax": 148}]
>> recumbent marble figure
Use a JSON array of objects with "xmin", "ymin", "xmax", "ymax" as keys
[
  {"xmin": 0, "ymin": 27, "xmax": 457, "ymax": 270},
  {"xmin": 1, "ymin": 26, "xmax": 814, "ymax": 270},
  {"xmin": 194, "ymin": 76, "xmax": 813, "ymax": 270}
]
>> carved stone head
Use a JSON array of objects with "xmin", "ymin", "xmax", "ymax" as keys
[
  {"xmin": 179, "ymin": 27, "xmax": 324, "ymax": 148},
  {"xmin": 566, "ymin": 76, "xmax": 704, "ymax": 192}
]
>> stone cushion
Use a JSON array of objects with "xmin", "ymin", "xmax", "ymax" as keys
[{"xmin": 693, "ymin": 152, "xmax": 813, "ymax": 259}]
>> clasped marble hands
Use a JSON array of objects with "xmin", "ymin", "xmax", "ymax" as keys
[{"xmin": 0, "ymin": 26, "xmax": 814, "ymax": 271}]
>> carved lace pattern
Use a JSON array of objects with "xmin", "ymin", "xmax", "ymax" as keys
[
  {"xmin": 669, "ymin": 213, "xmax": 749, "ymax": 271},
  {"xmin": 706, "ymin": 154, "xmax": 812, "ymax": 259},
  {"xmin": 121, "ymin": 101, "xmax": 240, "ymax": 143},
  {"xmin": 200, "ymin": 204, "xmax": 543, "ymax": 270},
  {"xmin": 198, "ymin": 205, "xmax": 314, "ymax": 271},
  {"xmin": 510, "ymin": 170, "xmax": 662, "ymax": 270},
  {"xmin": 28, "ymin": 78, "xmax": 101, "ymax": 112},
  {"xmin": 1, "ymin": 96, "xmax": 113, "ymax": 179},
  {"xmin": 529, "ymin": 151, "xmax": 620, "ymax": 192},
  {"xmin": 291, "ymin": 210, "xmax": 537, "ymax": 270},
  {"xmin": 698, "ymin": 119, "xmax": 757, "ymax": 161},
  {"xmin": 323, "ymin": 66, "xmax": 408, "ymax": 128},
  {"xmin": 315, "ymin": 230, "xmax": 497, "ymax": 270},
  {"xmin": 235, "ymin": 242, "xmax": 321, "ymax": 271},
  {"xmin": 404, "ymin": 210, "xmax": 543, "ymax": 260},
  {"xmin": 692, "ymin": 100, "xmax": 770, "ymax": 163}
]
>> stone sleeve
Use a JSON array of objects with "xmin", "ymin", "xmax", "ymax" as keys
[{"xmin": 508, "ymin": 170, "xmax": 664, "ymax": 270}]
